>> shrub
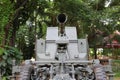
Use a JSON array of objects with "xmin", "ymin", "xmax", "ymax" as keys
[{"xmin": 0, "ymin": 46, "xmax": 23, "ymax": 79}]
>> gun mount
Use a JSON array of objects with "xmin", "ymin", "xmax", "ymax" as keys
[{"xmin": 11, "ymin": 14, "xmax": 114, "ymax": 80}]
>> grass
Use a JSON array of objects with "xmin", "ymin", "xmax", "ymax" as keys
[
  {"xmin": 112, "ymin": 60, "xmax": 120, "ymax": 78},
  {"xmin": 103, "ymin": 59, "xmax": 120, "ymax": 79},
  {"xmin": 114, "ymin": 72, "xmax": 120, "ymax": 77}
]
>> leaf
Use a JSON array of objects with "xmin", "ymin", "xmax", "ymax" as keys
[
  {"xmin": 1, "ymin": 60, "xmax": 6, "ymax": 67},
  {"xmin": 2, "ymin": 76, "xmax": 6, "ymax": 80},
  {"xmin": 3, "ymin": 50, "xmax": 8, "ymax": 55},
  {"xmin": 2, "ymin": 55, "xmax": 7, "ymax": 60},
  {"xmin": 6, "ymin": 58, "xmax": 12, "ymax": 65},
  {"xmin": 0, "ymin": 48, "xmax": 4, "ymax": 56}
]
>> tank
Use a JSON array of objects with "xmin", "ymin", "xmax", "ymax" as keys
[{"xmin": 11, "ymin": 14, "xmax": 114, "ymax": 80}]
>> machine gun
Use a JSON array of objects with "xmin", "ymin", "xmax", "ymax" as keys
[{"xmin": 11, "ymin": 14, "xmax": 114, "ymax": 80}]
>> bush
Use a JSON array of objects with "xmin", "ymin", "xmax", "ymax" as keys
[{"xmin": 0, "ymin": 46, "xmax": 23, "ymax": 79}]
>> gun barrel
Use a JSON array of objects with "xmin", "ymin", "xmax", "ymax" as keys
[
  {"xmin": 57, "ymin": 13, "xmax": 67, "ymax": 24},
  {"xmin": 57, "ymin": 13, "xmax": 67, "ymax": 35}
]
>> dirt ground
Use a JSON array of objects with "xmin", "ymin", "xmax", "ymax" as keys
[{"xmin": 114, "ymin": 77, "xmax": 120, "ymax": 80}]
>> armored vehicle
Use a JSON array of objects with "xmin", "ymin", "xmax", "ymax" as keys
[{"xmin": 11, "ymin": 14, "xmax": 114, "ymax": 80}]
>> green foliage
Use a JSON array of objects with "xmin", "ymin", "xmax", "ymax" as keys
[
  {"xmin": 112, "ymin": 60, "xmax": 120, "ymax": 77},
  {"xmin": 14, "ymin": 0, "xmax": 120, "ymax": 59},
  {"xmin": 115, "ymin": 72, "xmax": 120, "ymax": 77},
  {"xmin": 2, "ymin": 76, "xmax": 7, "ymax": 80},
  {"xmin": 0, "ymin": 0, "xmax": 13, "ymax": 26},
  {"xmin": 0, "ymin": 46, "xmax": 23, "ymax": 77},
  {"xmin": 16, "ymin": 24, "xmax": 35, "ymax": 59},
  {"xmin": 0, "ymin": 1, "xmax": 120, "ymax": 79},
  {"xmin": 54, "ymin": 0, "xmax": 92, "ymax": 24},
  {"xmin": 0, "ymin": 48, "xmax": 4, "ymax": 56},
  {"xmin": 0, "ymin": 0, "xmax": 13, "ymax": 44},
  {"xmin": 0, "ymin": 0, "xmax": 119, "ymax": 59}
]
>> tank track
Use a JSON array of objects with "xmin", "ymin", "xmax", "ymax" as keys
[
  {"xmin": 94, "ymin": 64, "xmax": 107, "ymax": 80},
  {"xmin": 19, "ymin": 64, "xmax": 32, "ymax": 80}
]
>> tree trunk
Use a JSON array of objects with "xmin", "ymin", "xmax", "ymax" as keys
[
  {"xmin": 3, "ymin": 22, "xmax": 12, "ymax": 46},
  {"xmin": 9, "ymin": 26, "xmax": 17, "ymax": 47},
  {"xmin": 93, "ymin": 47, "xmax": 97, "ymax": 59}
]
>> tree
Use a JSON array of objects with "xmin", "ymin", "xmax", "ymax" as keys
[
  {"xmin": 14, "ymin": 0, "xmax": 120, "ymax": 59},
  {"xmin": 0, "ymin": 0, "xmax": 13, "ymax": 46},
  {"xmin": 1, "ymin": 0, "xmax": 120, "ymax": 59}
]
